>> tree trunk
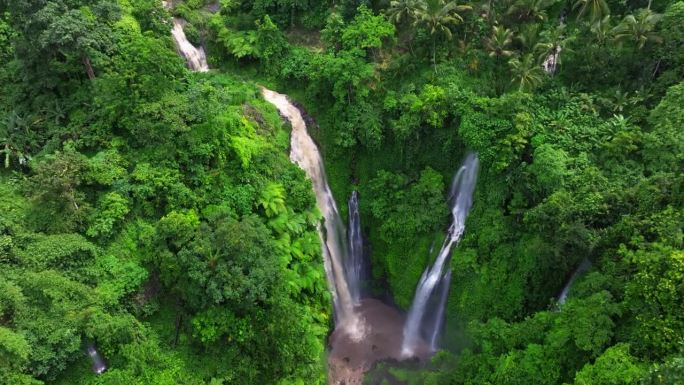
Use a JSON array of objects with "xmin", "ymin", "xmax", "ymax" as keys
[
  {"xmin": 3, "ymin": 144, "xmax": 9, "ymax": 169},
  {"xmin": 432, "ymin": 37, "xmax": 437, "ymax": 74},
  {"xmin": 173, "ymin": 312, "xmax": 183, "ymax": 347},
  {"xmin": 83, "ymin": 56, "xmax": 95, "ymax": 80}
]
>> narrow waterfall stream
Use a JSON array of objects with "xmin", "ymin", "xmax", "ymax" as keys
[
  {"xmin": 557, "ymin": 258, "xmax": 592, "ymax": 306},
  {"xmin": 347, "ymin": 191, "xmax": 364, "ymax": 303},
  {"xmin": 428, "ymin": 269, "xmax": 452, "ymax": 351},
  {"xmin": 402, "ymin": 153, "xmax": 479, "ymax": 357},
  {"xmin": 87, "ymin": 344, "xmax": 107, "ymax": 375}
]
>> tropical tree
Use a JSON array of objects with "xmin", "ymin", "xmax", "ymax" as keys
[
  {"xmin": 386, "ymin": 0, "xmax": 421, "ymax": 24},
  {"xmin": 413, "ymin": 0, "xmax": 472, "ymax": 72},
  {"xmin": 506, "ymin": 0, "xmax": 557, "ymax": 23},
  {"xmin": 534, "ymin": 24, "xmax": 574, "ymax": 64},
  {"xmin": 516, "ymin": 23, "xmax": 541, "ymax": 53},
  {"xmin": 573, "ymin": 0, "xmax": 610, "ymax": 23},
  {"xmin": 485, "ymin": 25, "xmax": 515, "ymax": 59},
  {"xmin": 508, "ymin": 53, "xmax": 544, "ymax": 91},
  {"xmin": 590, "ymin": 15, "xmax": 613, "ymax": 46},
  {"xmin": 612, "ymin": 9, "xmax": 663, "ymax": 50},
  {"xmin": 485, "ymin": 25, "xmax": 515, "ymax": 93},
  {"xmin": 0, "ymin": 111, "xmax": 32, "ymax": 169}
]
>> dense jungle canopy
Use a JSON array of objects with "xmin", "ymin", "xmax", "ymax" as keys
[{"xmin": 0, "ymin": 0, "xmax": 682, "ymax": 384}]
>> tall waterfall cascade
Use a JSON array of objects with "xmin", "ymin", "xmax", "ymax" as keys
[
  {"xmin": 401, "ymin": 153, "xmax": 479, "ymax": 357},
  {"xmin": 261, "ymin": 88, "xmax": 365, "ymax": 340}
]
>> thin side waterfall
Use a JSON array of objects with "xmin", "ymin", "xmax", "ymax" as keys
[
  {"xmin": 170, "ymin": 17, "xmax": 209, "ymax": 72},
  {"xmin": 401, "ymin": 153, "xmax": 479, "ymax": 357},
  {"xmin": 428, "ymin": 269, "xmax": 452, "ymax": 351},
  {"xmin": 347, "ymin": 191, "xmax": 364, "ymax": 303},
  {"xmin": 542, "ymin": 46, "xmax": 561, "ymax": 75},
  {"xmin": 261, "ymin": 88, "xmax": 364, "ymax": 340},
  {"xmin": 557, "ymin": 258, "xmax": 592, "ymax": 306},
  {"xmin": 87, "ymin": 344, "xmax": 106, "ymax": 375}
]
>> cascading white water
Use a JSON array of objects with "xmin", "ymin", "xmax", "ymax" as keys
[
  {"xmin": 401, "ymin": 153, "xmax": 479, "ymax": 357},
  {"xmin": 170, "ymin": 17, "xmax": 209, "ymax": 72},
  {"xmin": 428, "ymin": 269, "xmax": 452, "ymax": 351},
  {"xmin": 261, "ymin": 88, "xmax": 365, "ymax": 340},
  {"xmin": 87, "ymin": 344, "xmax": 107, "ymax": 375},
  {"xmin": 557, "ymin": 258, "xmax": 592, "ymax": 306},
  {"xmin": 347, "ymin": 191, "xmax": 364, "ymax": 303},
  {"xmin": 542, "ymin": 46, "xmax": 561, "ymax": 75}
]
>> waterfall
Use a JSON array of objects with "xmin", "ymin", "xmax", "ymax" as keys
[
  {"xmin": 557, "ymin": 258, "xmax": 592, "ymax": 306},
  {"xmin": 542, "ymin": 46, "xmax": 561, "ymax": 75},
  {"xmin": 347, "ymin": 191, "xmax": 364, "ymax": 303},
  {"xmin": 170, "ymin": 17, "xmax": 209, "ymax": 72},
  {"xmin": 401, "ymin": 153, "xmax": 479, "ymax": 357},
  {"xmin": 261, "ymin": 88, "xmax": 365, "ymax": 340},
  {"xmin": 428, "ymin": 269, "xmax": 452, "ymax": 351},
  {"xmin": 87, "ymin": 344, "xmax": 106, "ymax": 375}
]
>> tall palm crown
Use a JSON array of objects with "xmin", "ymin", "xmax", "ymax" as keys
[
  {"xmin": 534, "ymin": 24, "xmax": 574, "ymax": 62},
  {"xmin": 506, "ymin": 0, "xmax": 557, "ymax": 22},
  {"xmin": 573, "ymin": 0, "xmax": 610, "ymax": 23},
  {"xmin": 509, "ymin": 53, "xmax": 544, "ymax": 91},
  {"xmin": 612, "ymin": 8, "xmax": 663, "ymax": 49},
  {"xmin": 590, "ymin": 15, "xmax": 613, "ymax": 45},
  {"xmin": 414, "ymin": 0, "xmax": 472, "ymax": 40},
  {"xmin": 387, "ymin": 0, "xmax": 422, "ymax": 24},
  {"xmin": 485, "ymin": 25, "xmax": 515, "ymax": 58}
]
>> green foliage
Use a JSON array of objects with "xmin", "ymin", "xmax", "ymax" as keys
[
  {"xmin": 2, "ymin": 0, "xmax": 683, "ymax": 383},
  {"xmin": 26, "ymin": 145, "xmax": 91, "ymax": 233},
  {"xmin": 573, "ymin": 344, "xmax": 645, "ymax": 385},
  {"xmin": 87, "ymin": 193, "xmax": 130, "ymax": 238},
  {"xmin": 340, "ymin": 5, "xmax": 395, "ymax": 56},
  {"xmin": 573, "ymin": 0, "xmax": 610, "ymax": 23},
  {"xmin": 643, "ymin": 80, "xmax": 684, "ymax": 173},
  {"xmin": 625, "ymin": 244, "xmax": 684, "ymax": 359},
  {"xmin": 369, "ymin": 167, "xmax": 446, "ymax": 243}
]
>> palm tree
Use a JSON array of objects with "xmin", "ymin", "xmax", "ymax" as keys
[
  {"xmin": 516, "ymin": 23, "xmax": 541, "ymax": 53},
  {"xmin": 413, "ymin": 0, "xmax": 472, "ymax": 72},
  {"xmin": 387, "ymin": 0, "xmax": 421, "ymax": 24},
  {"xmin": 612, "ymin": 8, "xmax": 663, "ymax": 50},
  {"xmin": 533, "ymin": 24, "xmax": 574, "ymax": 64},
  {"xmin": 485, "ymin": 25, "xmax": 515, "ymax": 94},
  {"xmin": 573, "ymin": 0, "xmax": 610, "ymax": 23},
  {"xmin": 506, "ymin": 0, "xmax": 556, "ymax": 23},
  {"xmin": 0, "ymin": 112, "xmax": 29, "ymax": 169},
  {"xmin": 387, "ymin": 0, "xmax": 422, "ymax": 55},
  {"xmin": 477, "ymin": 0, "xmax": 498, "ymax": 25},
  {"xmin": 590, "ymin": 15, "xmax": 612, "ymax": 46},
  {"xmin": 485, "ymin": 25, "xmax": 515, "ymax": 59},
  {"xmin": 508, "ymin": 54, "xmax": 544, "ymax": 91}
]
